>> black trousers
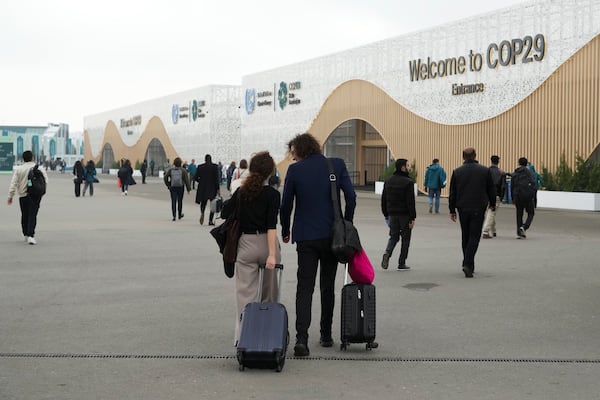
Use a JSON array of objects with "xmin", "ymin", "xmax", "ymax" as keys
[
  {"xmin": 514, "ymin": 198, "xmax": 535, "ymax": 230},
  {"xmin": 170, "ymin": 187, "xmax": 184, "ymax": 218},
  {"xmin": 199, "ymin": 199, "xmax": 215, "ymax": 223},
  {"xmin": 457, "ymin": 207, "xmax": 486, "ymax": 269},
  {"xmin": 19, "ymin": 195, "xmax": 41, "ymax": 238},
  {"xmin": 295, "ymin": 239, "xmax": 338, "ymax": 343},
  {"xmin": 385, "ymin": 214, "xmax": 412, "ymax": 265}
]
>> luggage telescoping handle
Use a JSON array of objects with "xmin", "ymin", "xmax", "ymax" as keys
[
  {"xmin": 258, "ymin": 264, "xmax": 284, "ymax": 303},
  {"xmin": 344, "ymin": 263, "xmax": 349, "ymax": 286}
]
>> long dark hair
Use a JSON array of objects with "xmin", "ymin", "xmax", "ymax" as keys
[{"xmin": 240, "ymin": 151, "xmax": 275, "ymax": 201}]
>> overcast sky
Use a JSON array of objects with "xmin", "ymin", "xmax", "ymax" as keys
[{"xmin": 1, "ymin": 0, "xmax": 526, "ymax": 132}]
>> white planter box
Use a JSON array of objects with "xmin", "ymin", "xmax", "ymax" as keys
[{"xmin": 537, "ymin": 191, "xmax": 600, "ymax": 211}]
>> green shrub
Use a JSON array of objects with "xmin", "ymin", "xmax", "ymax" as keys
[{"xmin": 541, "ymin": 153, "xmax": 600, "ymax": 192}]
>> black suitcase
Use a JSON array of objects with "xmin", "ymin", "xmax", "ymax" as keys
[
  {"xmin": 237, "ymin": 264, "xmax": 288, "ymax": 372},
  {"xmin": 340, "ymin": 264, "xmax": 378, "ymax": 351}
]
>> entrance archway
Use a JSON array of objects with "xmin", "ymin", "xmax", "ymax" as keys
[
  {"xmin": 101, "ymin": 143, "xmax": 115, "ymax": 174},
  {"xmin": 324, "ymin": 119, "xmax": 389, "ymax": 187},
  {"xmin": 146, "ymin": 138, "xmax": 167, "ymax": 176}
]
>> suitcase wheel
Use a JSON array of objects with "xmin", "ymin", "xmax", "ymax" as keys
[{"xmin": 366, "ymin": 341, "xmax": 379, "ymax": 350}]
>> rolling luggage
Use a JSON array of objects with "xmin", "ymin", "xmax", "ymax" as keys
[
  {"xmin": 340, "ymin": 264, "xmax": 378, "ymax": 351},
  {"xmin": 237, "ymin": 264, "xmax": 288, "ymax": 372}
]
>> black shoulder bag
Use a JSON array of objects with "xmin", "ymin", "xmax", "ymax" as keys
[{"xmin": 327, "ymin": 158, "xmax": 361, "ymax": 264}]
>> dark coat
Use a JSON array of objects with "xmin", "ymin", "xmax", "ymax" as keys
[
  {"xmin": 195, "ymin": 162, "xmax": 220, "ymax": 203},
  {"xmin": 448, "ymin": 160, "xmax": 496, "ymax": 213},
  {"xmin": 381, "ymin": 171, "xmax": 416, "ymax": 220},
  {"xmin": 280, "ymin": 155, "xmax": 356, "ymax": 243}
]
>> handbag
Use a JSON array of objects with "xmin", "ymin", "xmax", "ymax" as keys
[
  {"xmin": 348, "ymin": 248, "xmax": 375, "ymax": 284},
  {"xmin": 209, "ymin": 192, "xmax": 242, "ymax": 278},
  {"xmin": 117, "ymin": 178, "xmax": 122, "ymax": 188},
  {"xmin": 327, "ymin": 158, "xmax": 361, "ymax": 263}
]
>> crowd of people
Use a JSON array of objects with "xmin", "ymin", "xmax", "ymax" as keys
[{"xmin": 6, "ymin": 137, "xmax": 543, "ymax": 358}]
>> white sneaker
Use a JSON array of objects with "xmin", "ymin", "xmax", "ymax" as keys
[
  {"xmin": 27, "ymin": 236, "xmax": 37, "ymax": 245},
  {"xmin": 125, "ymin": 191, "xmax": 128, "ymax": 195}
]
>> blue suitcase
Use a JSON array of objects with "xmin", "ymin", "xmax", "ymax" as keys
[{"xmin": 236, "ymin": 264, "xmax": 288, "ymax": 372}]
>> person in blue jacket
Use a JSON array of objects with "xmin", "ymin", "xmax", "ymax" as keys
[
  {"xmin": 423, "ymin": 158, "xmax": 447, "ymax": 214},
  {"xmin": 280, "ymin": 133, "xmax": 356, "ymax": 357}
]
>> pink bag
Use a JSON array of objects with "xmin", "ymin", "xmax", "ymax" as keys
[{"xmin": 348, "ymin": 248, "xmax": 375, "ymax": 284}]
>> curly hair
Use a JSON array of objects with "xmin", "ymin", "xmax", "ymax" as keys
[
  {"xmin": 240, "ymin": 151, "xmax": 275, "ymax": 201},
  {"xmin": 287, "ymin": 133, "xmax": 321, "ymax": 159}
]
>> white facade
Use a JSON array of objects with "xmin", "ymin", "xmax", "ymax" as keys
[
  {"xmin": 85, "ymin": 0, "xmax": 600, "ymax": 165},
  {"xmin": 241, "ymin": 0, "xmax": 600, "ymax": 161},
  {"xmin": 84, "ymin": 85, "xmax": 241, "ymax": 164}
]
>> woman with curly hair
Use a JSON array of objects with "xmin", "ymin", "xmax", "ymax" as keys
[{"xmin": 222, "ymin": 151, "xmax": 281, "ymax": 343}]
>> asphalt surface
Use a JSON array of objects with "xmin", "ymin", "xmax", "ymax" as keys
[{"xmin": 1, "ymin": 171, "xmax": 599, "ymax": 400}]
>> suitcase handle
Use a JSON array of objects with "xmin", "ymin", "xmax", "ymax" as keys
[
  {"xmin": 258, "ymin": 264, "xmax": 284, "ymax": 303},
  {"xmin": 344, "ymin": 263, "xmax": 349, "ymax": 286}
]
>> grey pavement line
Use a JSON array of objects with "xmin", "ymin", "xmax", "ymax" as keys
[{"xmin": 1, "ymin": 353, "xmax": 599, "ymax": 363}]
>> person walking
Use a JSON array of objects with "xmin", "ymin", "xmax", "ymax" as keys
[
  {"xmin": 82, "ymin": 160, "xmax": 97, "ymax": 197},
  {"xmin": 482, "ymin": 155, "xmax": 506, "ymax": 239},
  {"xmin": 7, "ymin": 150, "xmax": 49, "ymax": 245},
  {"xmin": 187, "ymin": 159, "xmax": 197, "ymax": 190},
  {"xmin": 164, "ymin": 157, "xmax": 191, "ymax": 221},
  {"xmin": 423, "ymin": 158, "xmax": 446, "ymax": 214},
  {"xmin": 141, "ymin": 159, "xmax": 148, "ymax": 184},
  {"xmin": 381, "ymin": 158, "xmax": 417, "ymax": 270},
  {"xmin": 230, "ymin": 158, "xmax": 249, "ymax": 194},
  {"xmin": 280, "ymin": 133, "xmax": 356, "ymax": 357},
  {"xmin": 511, "ymin": 157, "xmax": 537, "ymax": 239},
  {"xmin": 527, "ymin": 162, "xmax": 544, "ymax": 208},
  {"xmin": 221, "ymin": 151, "xmax": 281, "ymax": 345},
  {"xmin": 448, "ymin": 147, "xmax": 496, "ymax": 278},
  {"xmin": 226, "ymin": 161, "xmax": 236, "ymax": 192},
  {"xmin": 72, "ymin": 159, "xmax": 85, "ymax": 197},
  {"xmin": 194, "ymin": 154, "xmax": 220, "ymax": 225},
  {"xmin": 150, "ymin": 160, "xmax": 155, "ymax": 177},
  {"xmin": 117, "ymin": 160, "xmax": 133, "ymax": 195}
]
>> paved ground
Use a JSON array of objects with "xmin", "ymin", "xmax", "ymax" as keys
[{"xmin": 1, "ymin": 171, "xmax": 599, "ymax": 400}]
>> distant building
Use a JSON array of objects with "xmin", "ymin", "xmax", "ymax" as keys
[
  {"xmin": 0, "ymin": 123, "xmax": 82, "ymax": 172},
  {"xmin": 84, "ymin": 0, "xmax": 600, "ymax": 186}
]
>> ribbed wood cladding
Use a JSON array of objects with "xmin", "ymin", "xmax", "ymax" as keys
[{"xmin": 308, "ymin": 35, "xmax": 600, "ymax": 192}]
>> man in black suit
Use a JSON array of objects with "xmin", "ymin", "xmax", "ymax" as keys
[
  {"xmin": 448, "ymin": 147, "xmax": 496, "ymax": 278},
  {"xmin": 194, "ymin": 154, "xmax": 220, "ymax": 225}
]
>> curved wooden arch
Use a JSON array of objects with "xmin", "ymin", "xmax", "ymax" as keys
[
  {"xmin": 84, "ymin": 116, "xmax": 179, "ymax": 165},
  {"xmin": 307, "ymin": 35, "xmax": 600, "ymax": 190}
]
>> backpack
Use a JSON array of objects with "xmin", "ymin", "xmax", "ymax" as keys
[
  {"xmin": 512, "ymin": 168, "xmax": 535, "ymax": 202},
  {"xmin": 170, "ymin": 168, "xmax": 183, "ymax": 187},
  {"xmin": 27, "ymin": 165, "xmax": 46, "ymax": 197}
]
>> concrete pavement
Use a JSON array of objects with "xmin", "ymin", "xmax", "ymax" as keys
[{"xmin": 1, "ymin": 171, "xmax": 599, "ymax": 399}]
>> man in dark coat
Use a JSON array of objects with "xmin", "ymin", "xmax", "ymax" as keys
[
  {"xmin": 381, "ymin": 158, "xmax": 417, "ymax": 270},
  {"xmin": 449, "ymin": 147, "xmax": 496, "ymax": 278},
  {"xmin": 280, "ymin": 133, "xmax": 357, "ymax": 357},
  {"xmin": 194, "ymin": 154, "xmax": 220, "ymax": 225}
]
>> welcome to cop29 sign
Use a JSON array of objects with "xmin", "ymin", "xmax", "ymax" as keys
[{"xmin": 408, "ymin": 34, "xmax": 546, "ymax": 95}]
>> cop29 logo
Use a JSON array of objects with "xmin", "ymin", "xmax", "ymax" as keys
[
  {"xmin": 245, "ymin": 89, "xmax": 256, "ymax": 115},
  {"xmin": 277, "ymin": 82, "xmax": 288, "ymax": 110}
]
